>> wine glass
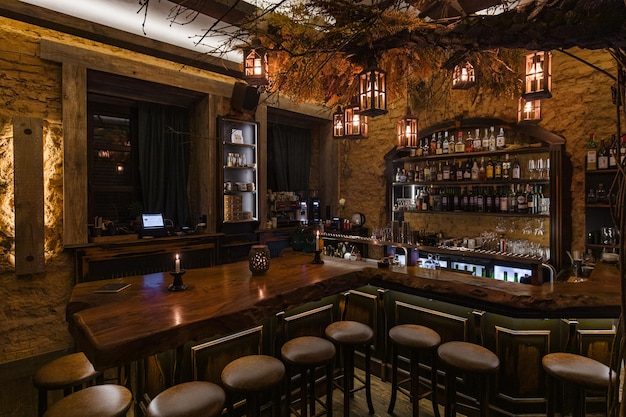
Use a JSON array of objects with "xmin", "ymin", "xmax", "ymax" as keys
[
  {"xmin": 536, "ymin": 158, "xmax": 545, "ymax": 179},
  {"xmin": 528, "ymin": 159, "xmax": 536, "ymax": 179}
]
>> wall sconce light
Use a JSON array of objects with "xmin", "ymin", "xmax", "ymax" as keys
[
  {"xmin": 344, "ymin": 103, "xmax": 368, "ymax": 138},
  {"xmin": 452, "ymin": 61, "xmax": 476, "ymax": 89},
  {"xmin": 397, "ymin": 107, "xmax": 418, "ymax": 149},
  {"xmin": 518, "ymin": 97, "xmax": 542, "ymax": 123},
  {"xmin": 523, "ymin": 51, "xmax": 552, "ymax": 100},
  {"xmin": 333, "ymin": 106, "xmax": 345, "ymax": 138},
  {"xmin": 359, "ymin": 67, "xmax": 387, "ymax": 117},
  {"xmin": 243, "ymin": 39, "xmax": 269, "ymax": 89}
]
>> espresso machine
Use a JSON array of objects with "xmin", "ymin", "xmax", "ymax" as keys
[{"xmin": 269, "ymin": 191, "xmax": 301, "ymax": 227}]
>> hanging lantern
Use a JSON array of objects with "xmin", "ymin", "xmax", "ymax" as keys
[
  {"xmin": 397, "ymin": 107, "xmax": 418, "ymax": 149},
  {"xmin": 243, "ymin": 39, "xmax": 269, "ymax": 88},
  {"xmin": 344, "ymin": 103, "xmax": 368, "ymax": 138},
  {"xmin": 523, "ymin": 51, "xmax": 552, "ymax": 100},
  {"xmin": 452, "ymin": 61, "xmax": 476, "ymax": 89},
  {"xmin": 359, "ymin": 67, "xmax": 387, "ymax": 117},
  {"xmin": 518, "ymin": 97, "xmax": 542, "ymax": 123},
  {"xmin": 333, "ymin": 106, "xmax": 345, "ymax": 138}
]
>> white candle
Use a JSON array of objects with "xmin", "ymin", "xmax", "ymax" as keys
[
  {"xmin": 175, "ymin": 254, "xmax": 180, "ymax": 273},
  {"xmin": 315, "ymin": 231, "xmax": 320, "ymax": 251}
]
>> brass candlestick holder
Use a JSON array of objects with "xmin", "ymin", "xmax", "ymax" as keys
[
  {"xmin": 168, "ymin": 270, "xmax": 187, "ymax": 291},
  {"xmin": 311, "ymin": 250, "xmax": 324, "ymax": 264}
]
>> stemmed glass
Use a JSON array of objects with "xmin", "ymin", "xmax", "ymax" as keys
[
  {"xmin": 528, "ymin": 159, "xmax": 536, "ymax": 179},
  {"xmin": 536, "ymin": 158, "xmax": 545, "ymax": 179}
]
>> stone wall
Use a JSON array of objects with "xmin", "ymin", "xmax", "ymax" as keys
[{"xmin": 338, "ymin": 48, "xmax": 621, "ymax": 257}]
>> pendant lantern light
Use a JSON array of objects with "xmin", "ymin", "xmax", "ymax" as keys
[
  {"xmin": 523, "ymin": 51, "xmax": 552, "ymax": 100},
  {"xmin": 359, "ymin": 67, "xmax": 387, "ymax": 117},
  {"xmin": 332, "ymin": 106, "xmax": 345, "ymax": 138},
  {"xmin": 243, "ymin": 39, "xmax": 269, "ymax": 88},
  {"xmin": 452, "ymin": 61, "xmax": 476, "ymax": 89},
  {"xmin": 397, "ymin": 107, "xmax": 418, "ymax": 149},
  {"xmin": 344, "ymin": 102, "xmax": 368, "ymax": 139}
]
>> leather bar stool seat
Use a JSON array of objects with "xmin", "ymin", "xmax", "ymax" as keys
[
  {"xmin": 146, "ymin": 381, "xmax": 226, "ymax": 417},
  {"xmin": 42, "ymin": 384, "xmax": 132, "ymax": 417},
  {"xmin": 281, "ymin": 336, "xmax": 336, "ymax": 417},
  {"xmin": 437, "ymin": 341, "xmax": 499, "ymax": 417},
  {"xmin": 221, "ymin": 354, "xmax": 286, "ymax": 417},
  {"xmin": 388, "ymin": 324, "xmax": 441, "ymax": 417},
  {"xmin": 33, "ymin": 352, "xmax": 102, "ymax": 417},
  {"xmin": 325, "ymin": 320, "xmax": 375, "ymax": 417},
  {"xmin": 542, "ymin": 352, "xmax": 614, "ymax": 417}
]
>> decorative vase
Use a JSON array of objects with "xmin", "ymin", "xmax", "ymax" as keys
[{"xmin": 249, "ymin": 245, "xmax": 270, "ymax": 275}]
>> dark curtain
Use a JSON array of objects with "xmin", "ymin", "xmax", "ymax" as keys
[
  {"xmin": 268, "ymin": 124, "xmax": 311, "ymax": 191},
  {"xmin": 137, "ymin": 103, "xmax": 191, "ymax": 227}
]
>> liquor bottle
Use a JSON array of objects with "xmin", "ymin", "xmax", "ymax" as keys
[
  {"xmin": 494, "ymin": 157, "xmax": 503, "ymax": 180},
  {"xmin": 436, "ymin": 162, "xmax": 443, "ymax": 181},
  {"xmin": 422, "ymin": 137, "xmax": 429, "ymax": 156},
  {"xmin": 496, "ymin": 128, "xmax": 506, "ymax": 150},
  {"xmin": 430, "ymin": 134, "xmax": 437, "ymax": 154},
  {"xmin": 407, "ymin": 164, "xmax": 415, "ymax": 183},
  {"xmin": 436, "ymin": 132, "xmax": 443, "ymax": 155},
  {"xmin": 430, "ymin": 162, "xmax": 438, "ymax": 182},
  {"xmin": 465, "ymin": 131, "xmax": 473, "ymax": 153},
  {"xmin": 442, "ymin": 160, "xmax": 451, "ymax": 180},
  {"xmin": 455, "ymin": 131, "xmax": 465, "ymax": 153},
  {"xmin": 511, "ymin": 155, "xmax": 521, "ymax": 180},
  {"xmin": 456, "ymin": 160, "xmax": 464, "ymax": 181},
  {"xmin": 586, "ymin": 133, "xmax": 597, "ymax": 170},
  {"xmin": 609, "ymin": 135, "xmax": 618, "ymax": 168},
  {"xmin": 448, "ymin": 131, "xmax": 455, "ymax": 154},
  {"xmin": 485, "ymin": 187, "xmax": 493, "ymax": 213},
  {"xmin": 482, "ymin": 128, "xmax": 490, "ymax": 152},
  {"xmin": 452, "ymin": 188, "xmax": 461, "ymax": 211},
  {"xmin": 620, "ymin": 135, "xmax": 626, "ymax": 164},
  {"xmin": 500, "ymin": 186, "xmax": 509, "ymax": 212},
  {"xmin": 461, "ymin": 187, "xmax": 469, "ymax": 211},
  {"xmin": 417, "ymin": 163, "xmax": 424, "ymax": 182},
  {"xmin": 488, "ymin": 126, "xmax": 496, "ymax": 151},
  {"xmin": 508, "ymin": 185, "xmax": 517, "ymax": 213},
  {"xmin": 492, "ymin": 186, "xmax": 499, "ymax": 213},
  {"xmin": 442, "ymin": 131, "xmax": 450, "ymax": 154},
  {"xmin": 421, "ymin": 187, "xmax": 429, "ymax": 211},
  {"xmin": 502, "ymin": 154, "xmax": 511, "ymax": 179},
  {"xmin": 463, "ymin": 159, "xmax": 472, "ymax": 180},
  {"xmin": 424, "ymin": 161, "xmax": 431, "ymax": 181},
  {"xmin": 473, "ymin": 129, "xmax": 482, "ymax": 152},
  {"xmin": 478, "ymin": 157, "xmax": 486, "ymax": 180},
  {"xmin": 525, "ymin": 184, "xmax": 534, "ymax": 214},
  {"xmin": 471, "ymin": 159, "xmax": 480, "ymax": 180},
  {"xmin": 476, "ymin": 186, "xmax": 484, "ymax": 212},
  {"xmin": 485, "ymin": 157, "xmax": 494, "ymax": 180},
  {"xmin": 516, "ymin": 184, "xmax": 527, "ymax": 213},
  {"xmin": 597, "ymin": 138, "xmax": 609, "ymax": 170}
]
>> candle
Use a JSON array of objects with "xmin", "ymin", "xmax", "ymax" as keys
[
  {"xmin": 175, "ymin": 254, "xmax": 180, "ymax": 273},
  {"xmin": 315, "ymin": 231, "xmax": 320, "ymax": 251}
]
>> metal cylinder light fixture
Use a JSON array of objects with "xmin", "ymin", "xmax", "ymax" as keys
[
  {"xmin": 523, "ymin": 51, "xmax": 552, "ymax": 100},
  {"xmin": 359, "ymin": 67, "xmax": 387, "ymax": 117}
]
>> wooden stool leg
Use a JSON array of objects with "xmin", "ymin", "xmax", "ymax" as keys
[
  {"xmin": 479, "ymin": 375, "xmax": 490, "ymax": 417},
  {"xmin": 364, "ymin": 344, "xmax": 374, "ymax": 415},
  {"xmin": 285, "ymin": 365, "xmax": 292, "ymax": 417},
  {"xmin": 342, "ymin": 347, "xmax": 351, "ymax": 417},
  {"xmin": 545, "ymin": 373, "xmax": 555, "ymax": 417},
  {"xmin": 410, "ymin": 350, "xmax": 420, "ymax": 417},
  {"xmin": 300, "ymin": 367, "xmax": 308, "ymax": 417},
  {"xmin": 387, "ymin": 343, "xmax": 398, "ymax": 414},
  {"xmin": 573, "ymin": 386, "xmax": 585, "ymax": 417},
  {"xmin": 430, "ymin": 349, "xmax": 441, "ymax": 417},
  {"xmin": 326, "ymin": 361, "xmax": 334, "ymax": 417},
  {"xmin": 444, "ymin": 371, "xmax": 456, "ymax": 417},
  {"xmin": 37, "ymin": 388, "xmax": 47, "ymax": 417}
]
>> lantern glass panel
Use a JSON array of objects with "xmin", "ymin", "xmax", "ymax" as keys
[
  {"xmin": 359, "ymin": 69, "xmax": 387, "ymax": 117},
  {"xmin": 523, "ymin": 51, "xmax": 552, "ymax": 99}
]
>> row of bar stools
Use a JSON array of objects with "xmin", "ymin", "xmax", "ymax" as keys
[
  {"xmin": 221, "ymin": 354, "xmax": 286, "ymax": 417},
  {"xmin": 33, "ymin": 352, "xmax": 103, "ymax": 417},
  {"xmin": 542, "ymin": 352, "xmax": 614, "ymax": 417},
  {"xmin": 325, "ymin": 320, "xmax": 375, "ymax": 417},
  {"xmin": 281, "ymin": 336, "xmax": 336, "ymax": 417},
  {"xmin": 42, "ymin": 384, "xmax": 132, "ymax": 417},
  {"xmin": 387, "ymin": 324, "xmax": 441, "ymax": 417},
  {"xmin": 146, "ymin": 381, "xmax": 226, "ymax": 417},
  {"xmin": 437, "ymin": 341, "xmax": 500, "ymax": 417}
]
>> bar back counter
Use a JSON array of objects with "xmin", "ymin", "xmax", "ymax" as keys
[{"xmin": 66, "ymin": 250, "xmax": 619, "ymax": 416}]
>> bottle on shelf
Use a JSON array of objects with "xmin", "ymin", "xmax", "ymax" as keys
[
  {"xmin": 496, "ymin": 128, "xmax": 506, "ymax": 150},
  {"xmin": 471, "ymin": 159, "xmax": 480, "ymax": 180},
  {"xmin": 452, "ymin": 188, "xmax": 461, "ymax": 211},
  {"xmin": 586, "ymin": 133, "xmax": 597, "ymax": 170},
  {"xmin": 473, "ymin": 128, "xmax": 482, "ymax": 152},
  {"xmin": 500, "ymin": 186, "xmax": 509, "ymax": 212},
  {"xmin": 485, "ymin": 187, "xmax": 494, "ymax": 212},
  {"xmin": 516, "ymin": 184, "xmax": 528, "ymax": 213},
  {"xmin": 465, "ymin": 131, "xmax": 473, "ymax": 153},
  {"xmin": 421, "ymin": 187, "xmax": 429, "ymax": 211},
  {"xmin": 525, "ymin": 184, "xmax": 535, "ymax": 214},
  {"xmin": 596, "ymin": 183, "xmax": 607, "ymax": 203},
  {"xmin": 482, "ymin": 128, "xmax": 490, "ymax": 152},
  {"xmin": 609, "ymin": 135, "xmax": 618, "ymax": 169},
  {"xmin": 488, "ymin": 126, "xmax": 497, "ymax": 151},
  {"xmin": 436, "ymin": 132, "xmax": 443, "ymax": 155},
  {"xmin": 443, "ymin": 131, "xmax": 450, "ymax": 154},
  {"xmin": 436, "ymin": 162, "xmax": 443, "ymax": 181},
  {"xmin": 511, "ymin": 155, "xmax": 521, "ymax": 180},
  {"xmin": 485, "ymin": 157, "xmax": 494, "ymax": 180},
  {"xmin": 494, "ymin": 157, "xmax": 503, "ymax": 180},
  {"xmin": 456, "ymin": 160, "xmax": 464, "ymax": 181},
  {"xmin": 620, "ymin": 134, "xmax": 626, "ymax": 164},
  {"xmin": 442, "ymin": 160, "xmax": 451, "ymax": 180},
  {"xmin": 422, "ymin": 137, "xmax": 429, "ymax": 157},
  {"xmin": 502, "ymin": 154, "xmax": 511, "ymax": 179},
  {"xmin": 476, "ymin": 186, "xmax": 484, "ymax": 212},
  {"xmin": 597, "ymin": 138, "xmax": 609, "ymax": 170},
  {"xmin": 479, "ymin": 157, "xmax": 486, "ymax": 180},
  {"xmin": 508, "ymin": 184, "xmax": 517, "ymax": 213},
  {"xmin": 430, "ymin": 134, "xmax": 437, "ymax": 154},
  {"xmin": 463, "ymin": 159, "xmax": 472, "ymax": 180},
  {"xmin": 455, "ymin": 131, "xmax": 465, "ymax": 153}
]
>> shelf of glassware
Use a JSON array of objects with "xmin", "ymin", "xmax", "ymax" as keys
[{"xmin": 584, "ymin": 168, "xmax": 619, "ymax": 258}]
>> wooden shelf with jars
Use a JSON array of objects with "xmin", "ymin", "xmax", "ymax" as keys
[{"xmin": 384, "ymin": 117, "xmax": 568, "ymax": 272}]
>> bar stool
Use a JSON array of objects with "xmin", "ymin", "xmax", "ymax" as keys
[
  {"xmin": 33, "ymin": 352, "xmax": 103, "ymax": 417},
  {"xmin": 387, "ymin": 324, "xmax": 441, "ymax": 417},
  {"xmin": 42, "ymin": 384, "xmax": 132, "ymax": 417},
  {"xmin": 437, "ymin": 341, "xmax": 499, "ymax": 417},
  {"xmin": 281, "ymin": 336, "xmax": 336, "ymax": 417},
  {"xmin": 146, "ymin": 381, "xmax": 226, "ymax": 417},
  {"xmin": 221, "ymin": 354, "xmax": 285, "ymax": 417},
  {"xmin": 325, "ymin": 320, "xmax": 375, "ymax": 417},
  {"xmin": 542, "ymin": 352, "xmax": 614, "ymax": 417}
]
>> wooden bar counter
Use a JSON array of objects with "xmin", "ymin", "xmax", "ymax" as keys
[{"xmin": 66, "ymin": 250, "xmax": 621, "ymax": 371}]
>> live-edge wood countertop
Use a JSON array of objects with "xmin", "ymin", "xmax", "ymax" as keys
[{"xmin": 67, "ymin": 250, "xmax": 621, "ymax": 370}]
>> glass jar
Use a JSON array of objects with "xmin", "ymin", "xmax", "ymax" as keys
[{"xmin": 249, "ymin": 245, "xmax": 270, "ymax": 275}]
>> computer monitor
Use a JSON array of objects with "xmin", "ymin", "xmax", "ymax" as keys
[{"xmin": 140, "ymin": 213, "xmax": 168, "ymax": 237}]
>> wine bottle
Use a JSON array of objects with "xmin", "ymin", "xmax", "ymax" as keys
[
  {"xmin": 597, "ymin": 138, "xmax": 609, "ymax": 170},
  {"xmin": 609, "ymin": 134, "xmax": 618, "ymax": 168},
  {"xmin": 500, "ymin": 186, "xmax": 509, "ymax": 212},
  {"xmin": 473, "ymin": 128, "xmax": 482, "ymax": 152},
  {"xmin": 586, "ymin": 133, "xmax": 597, "ymax": 170},
  {"xmin": 516, "ymin": 184, "xmax": 527, "ymax": 213},
  {"xmin": 455, "ymin": 131, "xmax": 465, "ymax": 153},
  {"xmin": 511, "ymin": 155, "xmax": 521, "ymax": 180}
]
